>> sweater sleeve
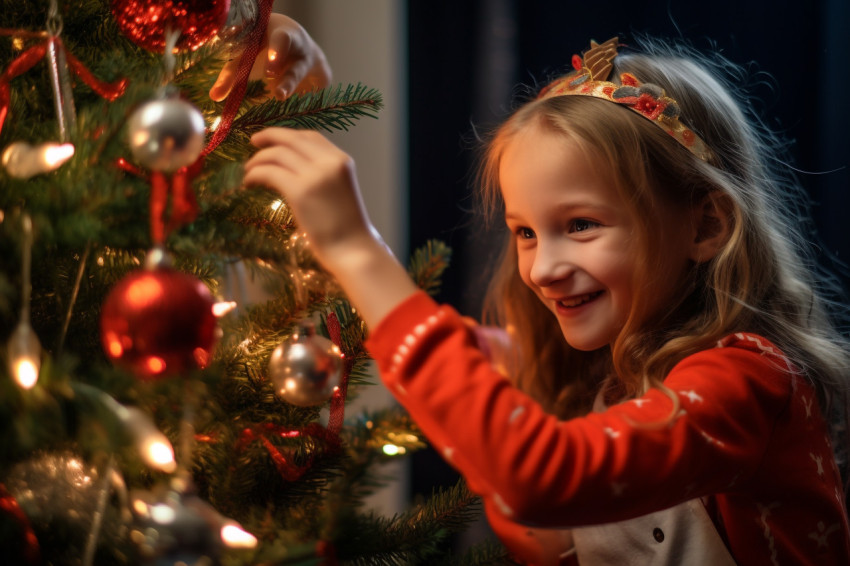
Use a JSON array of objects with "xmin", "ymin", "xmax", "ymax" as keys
[{"xmin": 365, "ymin": 292, "xmax": 794, "ymax": 529}]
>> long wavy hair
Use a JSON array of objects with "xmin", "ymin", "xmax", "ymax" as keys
[{"xmin": 476, "ymin": 37, "xmax": 850, "ymax": 466}]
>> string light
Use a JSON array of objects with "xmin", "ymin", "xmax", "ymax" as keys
[
  {"xmin": 97, "ymin": 390, "xmax": 176, "ymax": 473},
  {"xmin": 211, "ymin": 301, "xmax": 237, "ymax": 317},
  {"xmin": 220, "ymin": 523, "xmax": 258, "ymax": 548},
  {"xmin": 7, "ymin": 215, "xmax": 41, "ymax": 389},
  {"xmin": 382, "ymin": 444, "xmax": 406, "ymax": 456},
  {"xmin": 10, "ymin": 346, "xmax": 39, "ymax": 389},
  {"xmin": 117, "ymin": 406, "xmax": 177, "ymax": 473},
  {"xmin": 1, "ymin": 141, "xmax": 74, "ymax": 179}
]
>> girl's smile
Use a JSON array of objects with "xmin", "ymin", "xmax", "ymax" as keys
[{"xmin": 554, "ymin": 290, "xmax": 604, "ymax": 311}]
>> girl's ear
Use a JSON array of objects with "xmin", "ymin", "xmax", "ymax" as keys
[{"xmin": 689, "ymin": 191, "xmax": 732, "ymax": 263}]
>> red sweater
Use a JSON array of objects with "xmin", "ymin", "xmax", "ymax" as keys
[{"xmin": 365, "ymin": 292, "xmax": 850, "ymax": 565}]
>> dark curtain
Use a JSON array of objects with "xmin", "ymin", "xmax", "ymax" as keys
[{"xmin": 407, "ymin": 0, "xmax": 850, "ymax": 507}]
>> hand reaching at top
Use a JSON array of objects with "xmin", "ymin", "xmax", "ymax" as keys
[{"xmin": 210, "ymin": 13, "xmax": 332, "ymax": 102}]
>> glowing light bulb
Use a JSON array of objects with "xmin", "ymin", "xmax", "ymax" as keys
[
  {"xmin": 2, "ymin": 141, "xmax": 75, "ymax": 179},
  {"xmin": 143, "ymin": 439, "xmax": 177, "ymax": 474},
  {"xmin": 221, "ymin": 523, "xmax": 258, "ymax": 548},
  {"xmin": 14, "ymin": 358, "xmax": 39, "ymax": 389},
  {"xmin": 150, "ymin": 503, "xmax": 176, "ymax": 524},
  {"xmin": 7, "ymin": 321, "xmax": 41, "ymax": 389},
  {"xmin": 212, "ymin": 301, "xmax": 237, "ymax": 317},
  {"xmin": 382, "ymin": 444, "xmax": 403, "ymax": 456},
  {"xmin": 42, "ymin": 143, "xmax": 75, "ymax": 167},
  {"xmin": 119, "ymin": 406, "xmax": 177, "ymax": 473}
]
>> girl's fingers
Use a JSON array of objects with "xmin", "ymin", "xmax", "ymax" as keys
[
  {"xmin": 245, "ymin": 142, "xmax": 311, "ymax": 170},
  {"xmin": 250, "ymin": 127, "xmax": 327, "ymax": 149},
  {"xmin": 242, "ymin": 163, "xmax": 294, "ymax": 190},
  {"xmin": 265, "ymin": 23, "xmax": 295, "ymax": 79},
  {"xmin": 209, "ymin": 58, "xmax": 240, "ymax": 101},
  {"xmin": 275, "ymin": 59, "xmax": 307, "ymax": 100},
  {"xmin": 249, "ymin": 129, "xmax": 342, "ymax": 169}
]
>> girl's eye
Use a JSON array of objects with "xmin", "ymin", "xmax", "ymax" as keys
[
  {"xmin": 516, "ymin": 227, "xmax": 535, "ymax": 240},
  {"xmin": 570, "ymin": 219, "xmax": 599, "ymax": 233}
]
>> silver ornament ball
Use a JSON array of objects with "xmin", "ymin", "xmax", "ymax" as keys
[
  {"xmin": 130, "ymin": 489, "xmax": 222, "ymax": 566},
  {"xmin": 269, "ymin": 323, "xmax": 343, "ymax": 407},
  {"xmin": 3, "ymin": 450, "xmax": 126, "ymax": 563},
  {"xmin": 127, "ymin": 98, "xmax": 205, "ymax": 172},
  {"xmin": 5, "ymin": 450, "xmax": 101, "ymax": 527}
]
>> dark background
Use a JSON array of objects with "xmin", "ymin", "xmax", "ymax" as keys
[{"xmin": 406, "ymin": 0, "xmax": 850, "ymax": 504}]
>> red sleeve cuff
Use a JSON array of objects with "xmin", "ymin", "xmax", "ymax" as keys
[{"xmin": 365, "ymin": 290, "xmax": 441, "ymax": 363}]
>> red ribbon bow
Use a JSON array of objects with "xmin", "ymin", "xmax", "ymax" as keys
[
  {"xmin": 0, "ymin": 33, "xmax": 128, "ymax": 139},
  {"xmin": 117, "ymin": 157, "xmax": 204, "ymax": 245}
]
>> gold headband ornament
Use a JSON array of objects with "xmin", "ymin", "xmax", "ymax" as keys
[{"xmin": 538, "ymin": 37, "xmax": 711, "ymax": 162}]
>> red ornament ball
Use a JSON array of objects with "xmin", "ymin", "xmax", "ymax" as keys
[
  {"xmin": 101, "ymin": 267, "xmax": 218, "ymax": 379},
  {"xmin": 111, "ymin": 0, "xmax": 230, "ymax": 53}
]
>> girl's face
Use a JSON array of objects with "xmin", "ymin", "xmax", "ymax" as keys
[{"xmin": 499, "ymin": 123, "xmax": 694, "ymax": 351}]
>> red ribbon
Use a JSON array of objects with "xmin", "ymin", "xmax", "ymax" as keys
[
  {"xmin": 202, "ymin": 0, "xmax": 274, "ymax": 156},
  {"xmin": 237, "ymin": 422, "xmax": 341, "ymax": 482},
  {"xmin": 118, "ymin": 157, "xmax": 203, "ymax": 245},
  {"xmin": 0, "ymin": 43, "xmax": 48, "ymax": 138},
  {"xmin": 61, "ymin": 42, "xmax": 128, "ymax": 101},
  {"xmin": 0, "ymin": 483, "xmax": 40, "ymax": 565},
  {"xmin": 326, "ymin": 312, "xmax": 353, "ymax": 436},
  {"xmin": 0, "ymin": 35, "xmax": 127, "ymax": 139}
]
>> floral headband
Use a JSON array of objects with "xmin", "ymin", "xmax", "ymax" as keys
[{"xmin": 537, "ymin": 37, "xmax": 711, "ymax": 162}]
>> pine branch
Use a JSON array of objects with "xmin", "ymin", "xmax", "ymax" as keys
[
  {"xmin": 408, "ymin": 239, "xmax": 453, "ymax": 296},
  {"xmin": 331, "ymin": 480, "xmax": 482, "ymax": 565},
  {"xmin": 237, "ymin": 83, "xmax": 383, "ymax": 132},
  {"xmin": 445, "ymin": 541, "xmax": 521, "ymax": 566},
  {"xmin": 209, "ymin": 84, "xmax": 383, "ymax": 164}
]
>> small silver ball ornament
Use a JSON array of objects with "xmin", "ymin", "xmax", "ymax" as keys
[
  {"xmin": 269, "ymin": 323, "xmax": 343, "ymax": 407},
  {"xmin": 130, "ymin": 488, "xmax": 222, "ymax": 565},
  {"xmin": 127, "ymin": 98, "xmax": 205, "ymax": 172}
]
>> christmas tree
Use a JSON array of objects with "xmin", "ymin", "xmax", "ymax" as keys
[{"xmin": 0, "ymin": 1, "xmax": 512, "ymax": 564}]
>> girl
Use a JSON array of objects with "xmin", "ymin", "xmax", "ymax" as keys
[{"xmin": 243, "ymin": 36, "xmax": 850, "ymax": 565}]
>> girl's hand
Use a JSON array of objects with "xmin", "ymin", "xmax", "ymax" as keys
[
  {"xmin": 463, "ymin": 318, "xmax": 521, "ymax": 378},
  {"xmin": 210, "ymin": 13, "xmax": 332, "ymax": 102},
  {"xmin": 242, "ymin": 127, "xmax": 419, "ymax": 328},
  {"xmin": 243, "ymin": 128, "xmax": 376, "ymax": 270}
]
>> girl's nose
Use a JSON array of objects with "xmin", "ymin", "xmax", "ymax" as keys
[{"xmin": 529, "ymin": 242, "xmax": 573, "ymax": 287}]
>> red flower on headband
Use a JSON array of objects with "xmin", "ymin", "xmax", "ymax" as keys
[
  {"xmin": 632, "ymin": 93, "xmax": 667, "ymax": 120},
  {"xmin": 612, "ymin": 86, "xmax": 670, "ymax": 121},
  {"xmin": 571, "ymin": 54, "xmax": 583, "ymax": 71}
]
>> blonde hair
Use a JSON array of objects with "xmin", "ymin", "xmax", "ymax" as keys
[{"xmin": 477, "ymin": 37, "xmax": 850, "ymax": 455}]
